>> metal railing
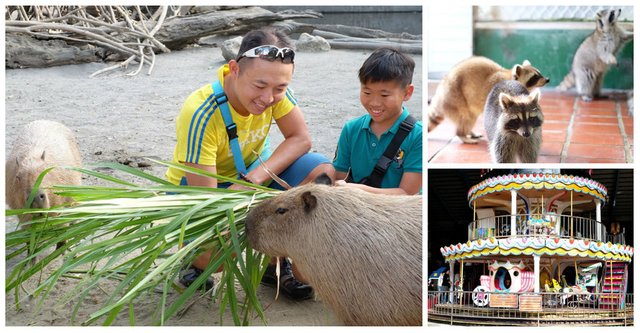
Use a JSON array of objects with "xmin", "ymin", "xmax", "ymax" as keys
[
  {"xmin": 607, "ymin": 228, "xmax": 627, "ymax": 245},
  {"xmin": 467, "ymin": 214, "xmax": 619, "ymax": 243},
  {"xmin": 427, "ymin": 290, "xmax": 634, "ymax": 326}
]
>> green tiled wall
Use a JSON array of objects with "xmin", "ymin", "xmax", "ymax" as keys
[{"xmin": 474, "ymin": 29, "xmax": 633, "ymax": 89}]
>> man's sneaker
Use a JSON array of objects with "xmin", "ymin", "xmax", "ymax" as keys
[
  {"xmin": 179, "ymin": 265, "xmax": 215, "ymax": 290},
  {"xmin": 261, "ymin": 259, "xmax": 313, "ymax": 300}
]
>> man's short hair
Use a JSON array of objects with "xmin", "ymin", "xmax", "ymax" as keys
[
  {"xmin": 358, "ymin": 48, "xmax": 415, "ymax": 87},
  {"xmin": 236, "ymin": 27, "xmax": 294, "ymax": 61}
]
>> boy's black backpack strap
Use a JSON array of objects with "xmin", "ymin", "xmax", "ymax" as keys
[{"xmin": 364, "ymin": 115, "xmax": 417, "ymax": 188}]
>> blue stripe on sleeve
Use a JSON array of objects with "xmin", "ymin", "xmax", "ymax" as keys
[
  {"xmin": 187, "ymin": 94, "xmax": 216, "ymax": 163},
  {"xmin": 194, "ymin": 100, "xmax": 220, "ymax": 163},
  {"xmin": 285, "ymin": 88, "xmax": 297, "ymax": 105}
]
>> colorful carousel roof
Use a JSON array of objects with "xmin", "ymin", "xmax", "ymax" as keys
[
  {"xmin": 467, "ymin": 173, "xmax": 608, "ymax": 209},
  {"xmin": 441, "ymin": 237, "xmax": 633, "ymax": 263}
]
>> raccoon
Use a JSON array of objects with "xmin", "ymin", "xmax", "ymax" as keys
[
  {"xmin": 558, "ymin": 9, "xmax": 633, "ymax": 102},
  {"xmin": 428, "ymin": 56, "xmax": 549, "ymax": 144},
  {"xmin": 484, "ymin": 80, "xmax": 543, "ymax": 163}
]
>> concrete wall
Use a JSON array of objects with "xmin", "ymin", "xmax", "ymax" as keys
[{"xmin": 263, "ymin": 6, "xmax": 422, "ymax": 35}]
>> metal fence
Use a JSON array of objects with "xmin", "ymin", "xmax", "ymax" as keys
[
  {"xmin": 467, "ymin": 214, "xmax": 618, "ymax": 243},
  {"xmin": 427, "ymin": 290, "xmax": 634, "ymax": 326},
  {"xmin": 474, "ymin": 6, "xmax": 634, "ymax": 22}
]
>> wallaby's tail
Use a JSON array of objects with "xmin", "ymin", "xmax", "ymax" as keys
[
  {"xmin": 427, "ymin": 104, "xmax": 444, "ymax": 132},
  {"xmin": 557, "ymin": 70, "xmax": 575, "ymax": 91}
]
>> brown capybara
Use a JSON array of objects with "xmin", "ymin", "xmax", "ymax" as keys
[
  {"xmin": 5, "ymin": 120, "xmax": 82, "ymax": 228},
  {"xmin": 245, "ymin": 175, "xmax": 422, "ymax": 326}
]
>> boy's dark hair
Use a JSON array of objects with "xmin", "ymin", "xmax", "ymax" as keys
[
  {"xmin": 358, "ymin": 48, "xmax": 415, "ymax": 87},
  {"xmin": 236, "ymin": 27, "xmax": 294, "ymax": 61}
]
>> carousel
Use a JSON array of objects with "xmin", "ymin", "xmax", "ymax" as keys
[{"xmin": 430, "ymin": 169, "xmax": 634, "ymax": 326}]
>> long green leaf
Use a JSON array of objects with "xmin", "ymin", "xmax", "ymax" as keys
[{"xmin": 5, "ymin": 161, "xmax": 274, "ymax": 326}]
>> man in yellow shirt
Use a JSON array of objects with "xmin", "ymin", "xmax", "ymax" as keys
[{"xmin": 167, "ymin": 27, "xmax": 334, "ymax": 300}]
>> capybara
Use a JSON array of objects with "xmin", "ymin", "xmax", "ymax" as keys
[
  {"xmin": 245, "ymin": 176, "xmax": 422, "ymax": 326},
  {"xmin": 5, "ymin": 120, "xmax": 82, "ymax": 228}
]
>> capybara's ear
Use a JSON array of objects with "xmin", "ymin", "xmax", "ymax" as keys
[
  {"xmin": 301, "ymin": 191, "xmax": 317, "ymax": 213},
  {"xmin": 314, "ymin": 173, "xmax": 333, "ymax": 185}
]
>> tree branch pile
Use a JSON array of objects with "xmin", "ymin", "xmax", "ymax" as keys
[
  {"xmin": 5, "ymin": 5, "xmax": 322, "ymax": 76},
  {"xmin": 5, "ymin": 6, "xmax": 422, "ymax": 76}
]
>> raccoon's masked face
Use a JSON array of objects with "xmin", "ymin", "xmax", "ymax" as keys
[
  {"xmin": 596, "ymin": 9, "xmax": 621, "ymax": 33},
  {"xmin": 513, "ymin": 60, "xmax": 550, "ymax": 89},
  {"xmin": 499, "ymin": 90, "xmax": 543, "ymax": 138}
]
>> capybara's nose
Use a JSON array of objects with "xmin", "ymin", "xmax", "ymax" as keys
[
  {"xmin": 244, "ymin": 215, "xmax": 255, "ymax": 237},
  {"xmin": 245, "ymin": 220, "xmax": 253, "ymax": 236},
  {"xmin": 29, "ymin": 189, "xmax": 47, "ymax": 208}
]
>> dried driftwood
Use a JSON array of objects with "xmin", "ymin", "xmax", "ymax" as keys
[
  {"xmin": 6, "ymin": 5, "xmax": 423, "ymax": 75},
  {"xmin": 272, "ymin": 20, "xmax": 422, "ymax": 54},
  {"xmin": 155, "ymin": 7, "xmax": 322, "ymax": 49},
  {"xmin": 5, "ymin": 6, "xmax": 321, "ymax": 76},
  {"xmin": 273, "ymin": 21, "xmax": 420, "ymax": 40},
  {"xmin": 327, "ymin": 40, "xmax": 421, "ymax": 54},
  {"xmin": 314, "ymin": 23, "xmax": 420, "ymax": 40}
]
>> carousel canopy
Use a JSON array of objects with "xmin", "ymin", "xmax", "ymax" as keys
[{"xmin": 467, "ymin": 173, "xmax": 607, "ymax": 210}]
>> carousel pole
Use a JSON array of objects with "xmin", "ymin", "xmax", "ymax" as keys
[
  {"xmin": 596, "ymin": 200, "xmax": 602, "ymax": 241},
  {"xmin": 570, "ymin": 191, "xmax": 574, "ymax": 238},
  {"xmin": 459, "ymin": 260, "xmax": 464, "ymax": 305},
  {"xmin": 449, "ymin": 260, "xmax": 455, "ymax": 303},
  {"xmin": 511, "ymin": 190, "xmax": 517, "ymax": 236},
  {"xmin": 541, "ymin": 194, "xmax": 544, "ymax": 236},
  {"xmin": 534, "ymin": 254, "xmax": 541, "ymax": 293},
  {"xmin": 473, "ymin": 201, "xmax": 477, "ymax": 238}
]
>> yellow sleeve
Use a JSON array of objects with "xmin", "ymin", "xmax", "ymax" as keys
[
  {"xmin": 272, "ymin": 87, "xmax": 298, "ymax": 120},
  {"xmin": 174, "ymin": 85, "xmax": 220, "ymax": 166}
]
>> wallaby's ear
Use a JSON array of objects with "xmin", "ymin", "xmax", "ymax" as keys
[
  {"xmin": 301, "ymin": 191, "xmax": 318, "ymax": 213},
  {"xmin": 529, "ymin": 89, "xmax": 541, "ymax": 104},
  {"xmin": 314, "ymin": 173, "xmax": 333, "ymax": 186},
  {"xmin": 499, "ymin": 93, "xmax": 514, "ymax": 111},
  {"xmin": 512, "ymin": 65, "xmax": 523, "ymax": 80},
  {"xmin": 522, "ymin": 59, "xmax": 531, "ymax": 67}
]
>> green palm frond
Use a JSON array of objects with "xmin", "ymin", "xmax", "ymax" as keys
[{"xmin": 5, "ymin": 161, "xmax": 277, "ymax": 325}]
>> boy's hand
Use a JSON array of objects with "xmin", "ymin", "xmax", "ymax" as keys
[{"xmin": 335, "ymin": 180, "xmax": 348, "ymax": 186}]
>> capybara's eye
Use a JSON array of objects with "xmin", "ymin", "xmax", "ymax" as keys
[{"xmin": 275, "ymin": 207, "xmax": 288, "ymax": 215}]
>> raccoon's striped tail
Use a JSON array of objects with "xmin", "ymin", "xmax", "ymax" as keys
[
  {"xmin": 557, "ymin": 70, "xmax": 575, "ymax": 91},
  {"xmin": 427, "ymin": 105, "xmax": 444, "ymax": 131}
]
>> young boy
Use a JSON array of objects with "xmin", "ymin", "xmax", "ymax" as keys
[{"xmin": 333, "ymin": 48, "xmax": 422, "ymax": 194}]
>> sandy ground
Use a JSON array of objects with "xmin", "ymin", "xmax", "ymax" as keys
[{"xmin": 3, "ymin": 43, "xmax": 422, "ymax": 326}]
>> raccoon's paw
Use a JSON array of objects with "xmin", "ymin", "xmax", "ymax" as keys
[
  {"xmin": 581, "ymin": 95, "xmax": 594, "ymax": 102},
  {"xmin": 459, "ymin": 135, "xmax": 479, "ymax": 144},
  {"xmin": 604, "ymin": 54, "xmax": 617, "ymax": 65},
  {"xmin": 470, "ymin": 132, "xmax": 483, "ymax": 139}
]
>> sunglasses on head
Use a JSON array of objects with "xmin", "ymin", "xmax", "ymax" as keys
[{"xmin": 237, "ymin": 45, "xmax": 295, "ymax": 64}]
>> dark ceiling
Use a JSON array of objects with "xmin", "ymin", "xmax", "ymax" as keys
[{"xmin": 427, "ymin": 169, "xmax": 634, "ymax": 272}]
